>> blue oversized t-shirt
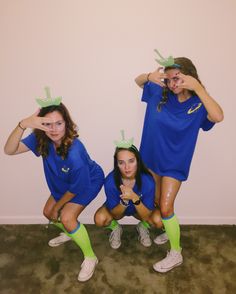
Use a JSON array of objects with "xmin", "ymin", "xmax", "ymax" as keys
[
  {"xmin": 22, "ymin": 133, "xmax": 102, "ymax": 200},
  {"xmin": 140, "ymin": 82, "xmax": 215, "ymax": 181}
]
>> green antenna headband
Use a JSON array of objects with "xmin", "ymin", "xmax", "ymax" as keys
[
  {"xmin": 154, "ymin": 49, "xmax": 180, "ymax": 68},
  {"xmin": 114, "ymin": 130, "xmax": 134, "ymax": 149},
  {"xmin": 36, "ymin": 87, "xmax": 62, "ymax": 108}
]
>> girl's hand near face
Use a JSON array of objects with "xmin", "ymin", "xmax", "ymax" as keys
[
  {"xmin": 20, "ymin": 109, "xmax": 53, "ymax": 132},
  {"xmin": 120, "ymin": 185, "xmax": 135, "ymax": 201},
  {"xmin": 177, "ymin": 72, "xmax": 203, "ymax": 93},
  {"xmin": 148, "ymin": 68, "xmax": 168, "ymax": 87},
  {"xmin": 135, "ymin": 67, "xmax": 167, "ymax": 88}
]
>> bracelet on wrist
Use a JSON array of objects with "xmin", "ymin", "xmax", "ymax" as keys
[
  {"xmin": 18, "ymin": 121, "xmax": 26, "ymax": 131},
  {"xmin": 120, "ymin": 199, "xmax": 129, "ymax": 207}
]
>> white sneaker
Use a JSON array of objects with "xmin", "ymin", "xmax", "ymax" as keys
[
  {"xmin": 109, "ymin": 225, "xmax": 123, "ymax": 249},
  {"xmin": 136, "ymin": 222, "xmax": 152, "ymax": 247},
  {"xmin": 153, "ymin": 249, "xmax": 183, "ymax": 273},
  {"xmin": 48, "ymin": 232, "xmax": 71, "ymax": 247},
  {"xmin": 154, "ymin": 232, "xmax": 168, "ymax": 245},
  {"xmin": 78, "ymin": 257, "xmax": 98, "ymax": 282}
]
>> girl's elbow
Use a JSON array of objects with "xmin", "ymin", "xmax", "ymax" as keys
[
  {"xmin": 215, "ymin": 112, "xmax": 224, "ymax": 123},
  {"xmin": 4, "ymin": 146, "xmax": 15, "ymax": 155},
  {"xmin": 209, "ymin": 111, "xmax": 224, "ymax": 123}
]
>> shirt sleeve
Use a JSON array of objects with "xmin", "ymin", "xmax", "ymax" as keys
[
  {"xmin": 201, "ymin": 116, "xmax": 215, "ymax": 131},
  {"xmin": 104, "ymin": 181, "xmax": 120, "ymax": 210},
  {"xmin": 141, "ymin": 82, "xmax": 163, "ymax": 103},
  {"xmin": 68, "ymin": 165, "xmax": 91, "ymax": 196},
  {"xmin": 21, "ymin": 133, "xmax": 40, "ymax": 157}
]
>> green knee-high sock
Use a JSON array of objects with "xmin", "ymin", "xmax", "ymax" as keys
[
  {"xmin": 53, "ymin": 222, "xmax": 69, "ymax": 236},
  {"xmin": 106, "ymin": 219, "xmax": 118, "ymax": 230},
  {"xmin": 68, "ymin": 223, "xmax": 96, "ymax": 258},
  {"xmin": 162, "ymin": 214, "xmax": 181, "ymax": 251},
  {"xmin": 140, "ymin": 221, "xmax": 151, "ymax": 229}
]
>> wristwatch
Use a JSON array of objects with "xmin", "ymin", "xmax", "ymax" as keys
[{"xmin": 132, "ymin": 198, "xmax": 141, "ymax": 205}]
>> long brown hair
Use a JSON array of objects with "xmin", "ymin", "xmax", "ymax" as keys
[
  {"xmin": 34, "ymin": 103, "xmax": 78, "ymax": 159},
  {"xmin": 157, "ymin": 57, "xmax": 203, "ymax": 111}
]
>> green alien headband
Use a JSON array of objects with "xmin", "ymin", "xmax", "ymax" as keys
[
  {"xmin": 36, "ymin": 87, "xmax": 62, "ymax": 108},
  {"xmin": 154, "ymin": 49, "xmax": 180, "ymax": 68},
  {"xmin": 114, "ymin": 130, "xmax": 134, "ymax": 148}
]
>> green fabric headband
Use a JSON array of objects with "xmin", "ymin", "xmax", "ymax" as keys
[
  {"xmin": 114, "ymin": 130, "xmax": 134, "ymax": 148},
  {"xmin": 154, "ymin": 49, "xmax": 180, "ymax": 68},
  {"xmin": 36, "ymin": 87, "xmax": 62, "ymax": 108}
]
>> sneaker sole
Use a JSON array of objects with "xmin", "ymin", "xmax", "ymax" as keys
[
  {"xmin": 153, "ymin": 260, "xmax": 183, "ymax": 273},
  {"xmin": 48, "ymin": 238, "xmax": 71, "ymax": 247},
  {"xmin": 110, "ymin": 243, "xmax": 121, "ymax": 249},
  {"xmin": 153, "ymin": 237, "xmax": 168, "ymax": 245},
  {"xmin": 139, "ymin": 239, "xmax": 152, "ymax": 247},
  {"xmin": 78, "ymin": 259, "xmax": 98, "ymax": 282}
]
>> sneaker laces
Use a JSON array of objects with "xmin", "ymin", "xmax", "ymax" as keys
[
  {"xmin": 138, "ymin": 224, "xmax": 150, "ymax": 241},
  {"xmin": 81, "ymin": 258, "xmax": 97, "ymax": 271},
  {"xmin": 161, "ymin": 250, "xmax": 181, "ymax": 266},
  {"xmin": 109, "ymin": 226, "xmax": 122, "ymax": 242}
]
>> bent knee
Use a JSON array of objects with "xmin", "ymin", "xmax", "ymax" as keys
[
  {"xmin": 60, "ymin": 212, "xmax": 75, "ymax": 227},
  {"xmin": 94, "ymin": 210, "xmax": 112, "ymax": 227},
  {"xmin": 43, "ymin": 207, "xmax": 51, "ymax": 220},
  {"xmin": 161, "ymin": 209, "xmax": 174, "ymax": 219}
]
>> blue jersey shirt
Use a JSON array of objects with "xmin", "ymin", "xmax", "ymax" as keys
[
  {"xmin": 22, "ymin": 133, "xmax": 102, "ymax": 200},
  {"xmin": 140, "ymin": 82, "xmax": 215, "ymax": 181},
  {"xmin": 104, "ymin": 171, "xmax": 155, "ymax": 216}
]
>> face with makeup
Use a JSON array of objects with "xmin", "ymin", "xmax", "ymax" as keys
[
  {"xmin": 165, "ymin": 68, "xmax": 184, "ymax": 95},
  {"xmin": 117, "ymin": 150, "xmax": 138, "ymax": 180},
  {"xmin": 43, "ymin": 111, "xmax": 66, "ymax": 146}
]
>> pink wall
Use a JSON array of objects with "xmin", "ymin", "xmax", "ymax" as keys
[{"xmin": 1, "ymin": 0, "xmax": 235, "ymax": 224}]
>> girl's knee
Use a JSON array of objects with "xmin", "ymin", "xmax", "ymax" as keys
[
  {"xmin": 160, "ymin": 203, "xmax": 174, "ymax": 219},
  {"xmin": 43, "ymin": 207, "xmax": 51, "ymax": 220},
  {"xmin": 94, "ymin": 212, "xmax": 109, "ymax": 227},
  {"xmin": 60, "ymin": 212, "xmax": 75, "ymax": 227},
  {"xmin": 148, "ymin": 212, "xmax": 163, "ymax": 229}
]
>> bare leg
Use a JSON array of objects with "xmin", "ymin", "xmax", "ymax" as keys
[
  {"xmin": 148, "ymin": 169, "xmax": 162, "ymax": 206},
  {"xmin": 94, "ymin": 206, "xmax": 116, "ymax": 227},
  {"xmin": 94, "ymin": 206, "xmax": 123, "ymax": 249},
  {"xmin": 43, "ymin": 195, "xmax": 56, "ymax": 220},
  {"xmin": 153, "ymin": 176, "xmax": 183, "ymax": 273}
]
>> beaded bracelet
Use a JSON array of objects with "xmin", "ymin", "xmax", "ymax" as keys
[{"xmin": 18, "ymin": 121, "xmax": 26, "ymax": 131}]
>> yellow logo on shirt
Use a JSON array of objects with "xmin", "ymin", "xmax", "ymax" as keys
[
  {"xmin": 61, "ymin": 166, "xmax": 70, "ymax": 173},
  {"xmin": 187, "ymin": 103, "xmax": 202, "ymax": 114}
]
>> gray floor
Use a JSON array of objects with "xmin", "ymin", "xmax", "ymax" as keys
[{"xmin": 0, "ymin": 224, "xmax": 235, "ymax": 294}]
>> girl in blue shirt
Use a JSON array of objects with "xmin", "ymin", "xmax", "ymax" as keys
[
  {"xmin": 94, "ymin": 143, "xmax": 162, "ymax": 250},
  {"xmin": 135, "ymin": 56, "xmax": 224, "ymax": 273},
  {"xmin": 4, "ymin": 101, "xmax": 104, "ymax": 282}
]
